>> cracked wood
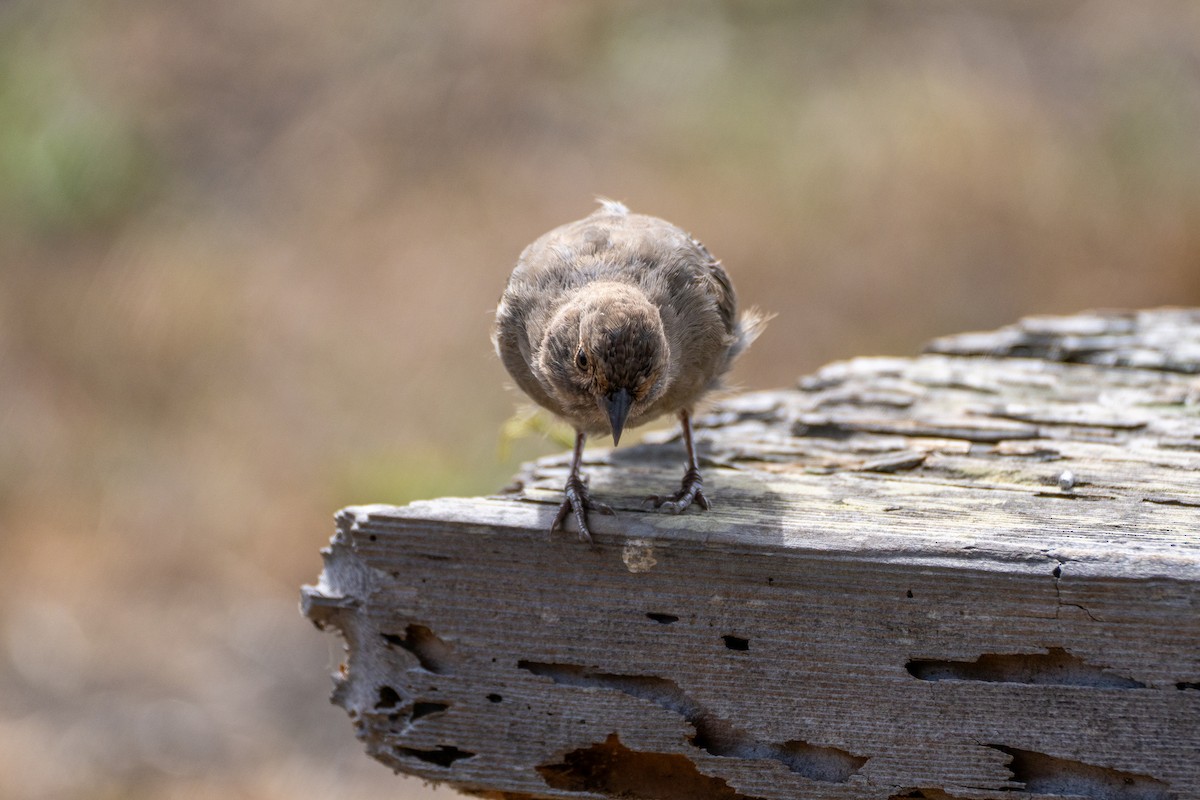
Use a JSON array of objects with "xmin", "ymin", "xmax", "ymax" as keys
[{"xmin": 303, "ymin": 309, "xmax": 1200, "ymax": 800}]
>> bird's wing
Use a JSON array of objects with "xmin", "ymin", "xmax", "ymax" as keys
[
  {"xmin": 493, "ymin": 287, "xmax": 561, "ymax": 414},
  {"xmin": 698, "ymin": 248, "xmax": 738, "ymax": 339},
  {"xmin": 687, "ymin": 234, "xmax": 768, "ymax": 361}
]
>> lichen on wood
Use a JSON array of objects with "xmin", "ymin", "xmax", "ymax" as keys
[{"xmin": 303, "ymin": 309, "xmax": 1200, "ymax": 800}]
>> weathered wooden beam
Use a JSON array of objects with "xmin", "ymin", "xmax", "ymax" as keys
[{"xmin": 302, "ymin": 309, "xmax": 1200, "ymax": 800}]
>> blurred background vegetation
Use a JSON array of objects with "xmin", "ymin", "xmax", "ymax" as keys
[{"xmin": 1, "ymin": 1, "xmax": 1198, "ymax": 798}]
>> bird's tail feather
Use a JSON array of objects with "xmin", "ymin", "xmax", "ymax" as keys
[{"xmin": 729, "ymin": 307, "xmax": 773, "ymax": 363}]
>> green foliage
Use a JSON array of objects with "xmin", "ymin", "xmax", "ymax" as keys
[
  {"xmin": 0, "ymin": 23, "xmax": 156, "ymax": 236},
  {"xmin": 498, "ymin": 406, "xmax": 577, "ymax": 460}
]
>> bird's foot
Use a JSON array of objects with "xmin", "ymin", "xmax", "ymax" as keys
[
  {"xmin": 551, "ymin": 474, "xmax": 615, "ymax": 543},
  {"xmin": 644, "ymin": 467, "xmax": 711, "ymax": 515}
]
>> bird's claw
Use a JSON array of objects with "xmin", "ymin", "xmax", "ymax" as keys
[
  {"xmin": 644, "ymin": 467, "xmax": 711, "ymax": 514},
  {"xmin": 551, "ymin": 475, "xmax": 614, "ymax": 542}
]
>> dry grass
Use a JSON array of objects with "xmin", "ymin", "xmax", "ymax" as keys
[{"xmin": 1, "ymin": 1, "xmax": 1198, "ymax": 798}]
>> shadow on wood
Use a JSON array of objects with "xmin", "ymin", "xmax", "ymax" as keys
[{"xmin": 303, "ymin": 309, "xmax": 1200, "ymax": 800}]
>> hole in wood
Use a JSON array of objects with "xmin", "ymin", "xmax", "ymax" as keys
[
  {"xmin": 380, "ymin": 624, "xmax": 457, "ymax": 674},
  {"xmin": 905, "ymin": 647, "xmax": 1145, "ymax": 688},
  {"xmin": 646, "ymin": 612, "xmax": 679, "ymax": 624},
  {"xmin": 1177, "ymin": 682, "xmax": 1199, "ymax": 691},
  {"xmin": 1034, "ymin": 491, "xmax": 1109, "ymax": 501},
  {"xmin": 486, "ymin": 693, "xmax": 503, "ymax": 703},
  {"xmin": 394, "ymin": 744, "xmax": 474, "ymax": 768},
  {"xmin": 537, "ymin": 733, "xmax": 754, "ymax": 800},
  {"xmin": 794, "ymin": 421, "xmax": 855, "ymax": 440},
  {"xmin": 410, "ymin": 701, "xmax": 449, "ymax": 721},
  {"xmin": 989, "ymin": 745, "xmax": 1170, "ymax": 799},
  {"xmin": 519, "ymin": 661, "xmax": 866, "ymax": 782},
  {"xmin": 374, "ymin": 685, "xmax": 402, "ymax": 709},
  {"xmin": 723, "ymin": 635, "xmax": 749, "ymax": 651}
]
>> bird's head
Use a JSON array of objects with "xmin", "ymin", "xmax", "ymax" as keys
[{"xmin": 537, "ymin": 282, "xmax": 670, "ymax": 444}]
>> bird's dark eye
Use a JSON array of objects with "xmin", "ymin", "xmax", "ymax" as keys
[{"xmin": 575, "ymin": 349, "xmax": 588, "ymax": 369}]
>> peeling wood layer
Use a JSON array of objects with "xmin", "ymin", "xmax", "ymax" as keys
[
  {"xmin": 925, "ymin": 308, "xmax": 1200, "ymax": 374},
  {"xmin": 303, "ymin": 310, "xmax": 1200, "ymax": 800}
]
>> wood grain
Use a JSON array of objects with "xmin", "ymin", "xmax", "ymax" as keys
[{"xmin": 303, "ymin": 309, "xmax": 1200, "ymax": 800}]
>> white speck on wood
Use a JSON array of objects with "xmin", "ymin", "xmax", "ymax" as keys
[{"xmin": 621, "ymin": 539, "xmax": 657, "ymax": 573}]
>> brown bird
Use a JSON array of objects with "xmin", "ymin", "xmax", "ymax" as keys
[{"xmin": 493, "ymin": 200, "xmax": 766, "ymax": 541}]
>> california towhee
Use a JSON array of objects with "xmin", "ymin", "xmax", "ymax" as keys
[{"xmin": 493, "ymin": 200, "xmax": 766, "ymax": 541}]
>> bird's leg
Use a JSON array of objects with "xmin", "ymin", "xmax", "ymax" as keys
[
  {"xmin": 551, "ymin": 430, "xmax": 615, "ymax": 542},
  {"xmin": 645, "ymin": 409, "xmax": 711, "ymax": 514}
]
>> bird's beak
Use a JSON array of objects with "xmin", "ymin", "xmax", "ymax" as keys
[{"xmin": 602, "ymin": 388, "xmax": 633, "ymax": 446}]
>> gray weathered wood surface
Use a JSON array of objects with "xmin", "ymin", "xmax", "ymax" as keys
[{"xmin": 303, "ymin": 309, "xmax": 1200, "ymax": 800}]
